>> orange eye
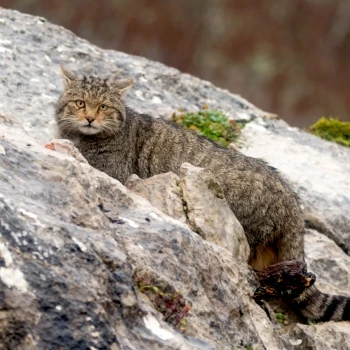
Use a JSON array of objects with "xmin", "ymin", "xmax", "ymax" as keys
[
  {"xmin": 99, "ymin": 104, "xmax": 108, "ymax": 111},
  {"xmin": 76, "ymin": 100, "xmax": 85, "ymax": 108}
]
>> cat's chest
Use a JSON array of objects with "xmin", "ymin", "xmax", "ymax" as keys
[{"xmin": 77, "ymin": 140, "xmax": 133, "ymax": 183}]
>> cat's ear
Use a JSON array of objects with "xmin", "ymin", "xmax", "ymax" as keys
[
  {"xmin": 112, "ymin": 78, "xmax": 134, "ymax": 95},
  {"xmin": 60, "ymin": 66, "xmax": 77, "ymax": 86}
]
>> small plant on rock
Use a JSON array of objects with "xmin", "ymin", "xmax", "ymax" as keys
[
  {"xmin": 138, "ymin": 275, "xmax": 191, "ymax": 332},
  {"xmin": 171, "ymin": 105, "xmax": 243, "ymax": 147},
  {"xmin": 275, "ymin": 312, "xmax": 288, "ymax": 324},
  {"xmin": 309, "ymin": 117, "xmax": 350, "ymax": 148}
]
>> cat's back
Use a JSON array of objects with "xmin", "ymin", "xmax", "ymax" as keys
[
  {"xmin": 128, "ymin": 110, "xmax": 227, "ymax": 174},
  {"xmin": 127, "ymin": 109, "xmax": 274, "ymax": 180}
]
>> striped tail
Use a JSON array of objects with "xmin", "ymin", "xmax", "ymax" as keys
[{"xmin": 293, "ymin": 286, "xmax": 350, "ymax": 322}]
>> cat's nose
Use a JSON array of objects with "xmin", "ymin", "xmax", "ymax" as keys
[{"xmin": 86, "ymin": 116, "xmax": 95, "ymax": 124}]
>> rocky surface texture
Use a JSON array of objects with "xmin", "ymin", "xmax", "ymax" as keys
[
  {"xmin": 0, "ymin": 7, "xmax": 350, "ymax": 350},
  {"xmin": 126, "ymin": 164, "xmax": 249, "ymax": 261}
]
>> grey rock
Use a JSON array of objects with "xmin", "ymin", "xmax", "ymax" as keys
[
  {"xmin": 179, "ymin": 163, "xmax": 250, "ymax": 261},
  {"xmin": 0, "ymin": 6, "xmax": 350, "ymax": 350},
  {"xmin": 126, "ymin": 164, "xmax": 250, "ymax": 262},
  {"xmin": 48, "ymin": 138, "xmax": 89, "ymax": 164},
  {"xmin": 281, "ymin": 322, "xmax": 350, "ymax": 350},
  {"xmin": 304, "ymin": 229, "xmax": 350, "ymax": 297},
  {"xmin": 0, "ymin": 121, "xmax": 282, "ymax": 349},
  {"xmin": 126, "ymin": 172, "xmax": 187, "ymax": 223}
]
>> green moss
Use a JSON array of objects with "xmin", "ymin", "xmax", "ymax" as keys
[
  {"xmin": 171, "ymin": 107, "xmax": 243, "ymax": 147},
  {"xmin": 275, "ymin": 312, "xmax": 288, "ymax": 324},
  {"xmin": 309, "ymin": 117, "xmax": 350, "ymax": 148}
]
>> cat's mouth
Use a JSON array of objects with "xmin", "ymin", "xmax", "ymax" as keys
[{"xmin": 79, "ymin": 124, "xmax": 101, "ymax": 135}]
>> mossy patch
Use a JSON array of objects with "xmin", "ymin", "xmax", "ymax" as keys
[
  {"xmin": 275, "ymin": 312, "xmax": 288, "ymax": 324},
  {"xmin": 309, "ymin": 117, "xmax": 350, "ymax": 148},
  {"xmin": 171, "ymin": 106, "xmax": 244, "ymax": 147}
]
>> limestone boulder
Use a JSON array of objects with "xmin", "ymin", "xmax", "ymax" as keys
[
  {"xmin": 281, "ymin": 322, "xmax": 350, "ymax": 350},
  {"xmin": 0, "ymin": 123, "xmax": 282, "ymax": 350},
  {"xmin": 304, "ymin": 229, "xmax": 350, "ymax": 298},
  {"xmin": 126, "ymin": 172, "xmax": 187, "ymax": 223},
  {"xmin": 0, "ymin": 6, "xmax": 350, "ymax": 350},
  {"xmin": 179, "ymin": 163, "xmax": 249, "ymax": 261},
  {"xmin": 126, "ymin": 164, "xmax": 250, "ymax": 262}
]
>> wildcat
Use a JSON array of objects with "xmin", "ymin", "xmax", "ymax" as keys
[{"xmin": 55, "ymin": 66, "xmax": 350, "ymax": 322}]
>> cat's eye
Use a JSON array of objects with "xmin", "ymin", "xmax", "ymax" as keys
[
  {"xmin": 76, "ymin": 100, "xmax": 85, "ymax": 108},
  {"xmin": 99, "ymin": 104, "xmax": 108, "ymax": 111}
]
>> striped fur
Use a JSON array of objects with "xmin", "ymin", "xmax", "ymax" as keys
[{"xmin": 55, "ymin": 67, "xmax": 350, "ymax": 322}]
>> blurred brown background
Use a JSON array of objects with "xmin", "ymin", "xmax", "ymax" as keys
[{"xmin": 1, "ymin": 0, "xmax": 349, "ymax": 127}]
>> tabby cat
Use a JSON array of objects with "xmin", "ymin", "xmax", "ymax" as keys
[{"xmin": 55, "ymin": 66, "xmax": 350, "ymax": 322}]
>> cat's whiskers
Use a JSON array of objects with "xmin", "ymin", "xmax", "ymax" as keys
[
  {"xmin": 57, "ymin": 118, "xmax": 79, "ymax": 136},
  {"xmin": 102, "ymin": 120, "xmax": 119, "ymax": 137},
  {"xmin": 57, "ymin": 115, "xmax": 76, "ymax": 124},
  {"xmin": 57, "ymin": 119, "xmax": 76, "ymax": 127}
]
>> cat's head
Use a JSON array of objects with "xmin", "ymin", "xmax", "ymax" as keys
[{"xmin": 56, "ymin": 66, "xmax": 134, "ymax": 137}]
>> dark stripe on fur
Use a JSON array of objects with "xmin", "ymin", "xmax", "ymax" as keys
[
  {"xmin": 318, "ymin": 297, "xmax": 340, "ymax": 322},
  {"xmin": 294, "ymin": 287, "xmax": 350, "ymax": 322},
  {"xmin": 56, "ymin": 101, "xmax": 70, "ymax": 116},
  {"xmin": 342, "ymin": 299, "xmax": 350, "ymax": 321}
]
